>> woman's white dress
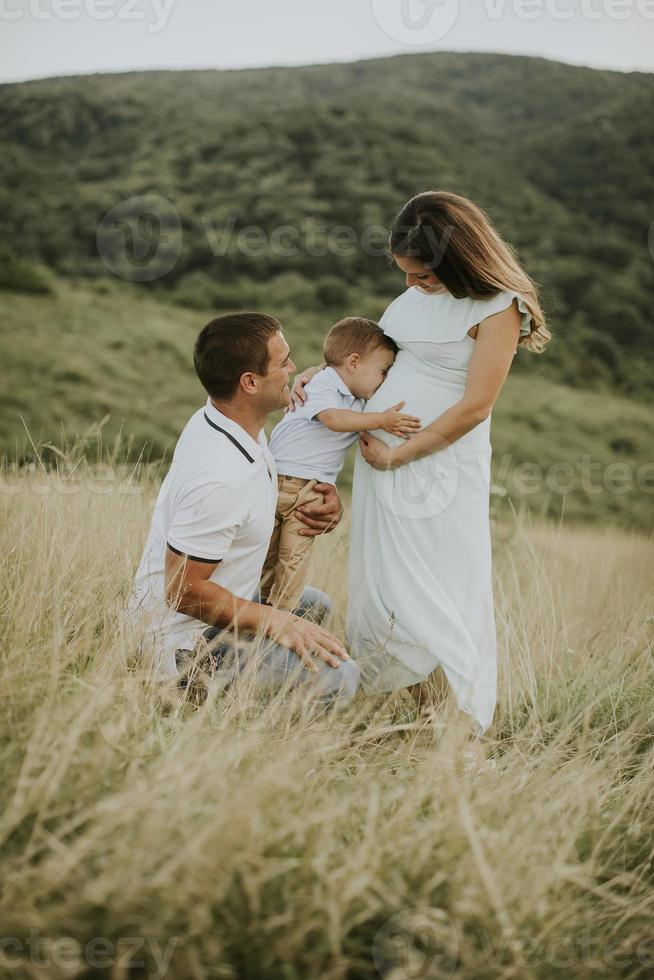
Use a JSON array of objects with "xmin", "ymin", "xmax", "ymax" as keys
[{"xmin": 346, "ymin": 286, "xmax": 532, "ymax": 734}]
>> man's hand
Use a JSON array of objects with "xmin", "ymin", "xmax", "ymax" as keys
[
  {"xmin": 268, "ymin": 609, "xmax": 350, "ymax": 672},
  {"xmin": 286, "ymin": 364, "xmax": 323, "ymax": 412},
  {"xmin": 378, "ymin": 401, "xmax": 422, "ymax": 438},
  {"xmin": 295, "ymin": 482, "xmax": 342, "ymax": 536}
]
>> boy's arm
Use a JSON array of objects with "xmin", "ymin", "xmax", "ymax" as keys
[
  {"xmin": 317, "ymin": 402, "xmax": 421, "ymax": 438},
  {"xmin": 316, "ymin": 408, "xmax": 385, "ymax": 433}
]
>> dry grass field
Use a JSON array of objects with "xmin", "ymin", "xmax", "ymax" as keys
[{"xmin": 1, "ymin": 463, "xmax": 653, "ymax": 979}]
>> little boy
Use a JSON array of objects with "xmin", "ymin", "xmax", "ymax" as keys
[{"xmin": 260, "ymin": 315, "xmax": 421, "ymax": 610}]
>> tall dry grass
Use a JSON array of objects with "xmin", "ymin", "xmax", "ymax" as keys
[{"xmin": 0, "ymin": 463, "xmax": 653, "ymax": 979}]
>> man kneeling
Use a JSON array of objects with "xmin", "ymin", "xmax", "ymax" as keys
[{"xmin": 127, "ymin": 312, "xmax": 360, "ymax": 708}]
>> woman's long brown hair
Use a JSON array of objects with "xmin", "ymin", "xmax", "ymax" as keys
[{"xmin": 389, "ymin": 191, "xmax": 550, "ymax": 352}]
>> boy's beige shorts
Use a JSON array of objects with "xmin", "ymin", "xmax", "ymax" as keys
[{"xmin": 260, "ymin": 475, "xmax": 325, "ymax": 611}]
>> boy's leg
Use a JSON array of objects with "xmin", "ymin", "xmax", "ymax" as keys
[
  {"xmin": 258, "ymin": 476, "xmax": 284, "ymax": 605},
  {"xmin": 267, "ymin": 478, "xmax": 325, "ymax": 611},
  {"xmin": 251, "ymin": 585, "xmax": 332, "ymax": 626}
]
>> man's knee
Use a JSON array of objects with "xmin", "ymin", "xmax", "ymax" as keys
[
  {"xmin": 339, "ymin": 657, "xmax": 361, "ymax": 703},
  {"xmin": 201, "ymin": 626, "xmax": 235, "ymax": 665},
  {"xmin": 295, "ymin": 586, "xmax": 333, "ymax": 626},
  {"xmin": 320, "ymin": 657, "xmax": 360, "ymax": 706}
]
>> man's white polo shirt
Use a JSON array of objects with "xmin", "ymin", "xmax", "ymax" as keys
[
  {"xmin": 269, "ymin": 366, "xmax": 365, "ymax": 484},
  {"xmin": 128, "ymin": 398, "xmax": 277, "ymax": 676}
]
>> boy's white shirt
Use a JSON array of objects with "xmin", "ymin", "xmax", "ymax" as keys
[{"xmin": 269, "ymin": 366, "xmax": 366, "ymax": 484}]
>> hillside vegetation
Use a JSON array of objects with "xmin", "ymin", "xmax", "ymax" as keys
[
  {"xmin": 1, "ymin": 52, "xmax": 653, "ymax": 402},
  {"xmin": 0, "ymin": 52, "xmax": 652, "ymax": 531},
  {"xmin": 2, "ymin": 279, "xmax": 652, "ymax": 531}
]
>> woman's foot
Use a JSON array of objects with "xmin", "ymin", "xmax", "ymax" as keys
[
  {"xmin": 460, "ymin": 737, "xmax": 496, "ymax": 774},
  {"xmin": 433, "ymin": 732, "xmax": 496, "ymax": 774},
  {"xmin": 408, "ymin": 667, "xmax": 449, "ymax": 717}
]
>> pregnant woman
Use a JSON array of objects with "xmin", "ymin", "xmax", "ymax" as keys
[{"xmin": 292, "ymin": 191, "xmax": 549, "ymax": 759}]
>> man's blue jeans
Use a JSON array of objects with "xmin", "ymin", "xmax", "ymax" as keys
[{"xmin": 181, "ymin": 586, "xmax": 360, "ymax": 708}]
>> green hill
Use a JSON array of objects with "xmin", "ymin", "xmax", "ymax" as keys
[
  {"xmin": 1, "ymin": 52, "xmax": 653, "ymax": 401},
  {"xmin": 2, "ymin": 278, "xmax": 652, "ymax": 532},
  {"xmin": 0, "ymin": 52, "xmax": 652, "ymax": 531}
]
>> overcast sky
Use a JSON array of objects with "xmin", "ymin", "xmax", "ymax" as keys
[{"xmin": 1, "ymin": 0, "xmax": 652, "ymax": 84}]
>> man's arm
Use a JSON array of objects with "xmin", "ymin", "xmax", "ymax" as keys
[
  {"xmin": 165, "ymin": 548, "xmax": 271, "ymax": 634},
  {"xmin": 164, "ymin": 548, "xmax": 349, "ymax": 670}
]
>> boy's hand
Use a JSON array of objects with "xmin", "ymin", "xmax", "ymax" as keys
[{"xmin": 379, "ymin": 402, "xmax": 422, "ymax": 438}]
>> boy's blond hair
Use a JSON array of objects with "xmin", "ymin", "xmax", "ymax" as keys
[{"xmin": 322, "ymin": 316, "xmax": 398, "ymax": 367}]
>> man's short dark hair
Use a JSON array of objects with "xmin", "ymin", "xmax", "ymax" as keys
[{"xmin": 194, "ymin": 312, "xmax": 282, "ymax": 400}]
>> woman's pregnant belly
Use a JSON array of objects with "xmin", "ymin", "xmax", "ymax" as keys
[{"xmin": 364, "ymin": 351, "xmax": 491, "ymax": 455}]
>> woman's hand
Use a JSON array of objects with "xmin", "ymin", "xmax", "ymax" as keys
[
  {"xmin": 359, "ymin": 432, "xmax": 401, "ymax": 471},
  {"xmin": 287, "ymin": 364, "xmax": 323, "ymax": 411}
]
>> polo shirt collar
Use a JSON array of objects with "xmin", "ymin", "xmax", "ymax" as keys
[
  {"xmin": 204, "ymin": 398, "xmax": 265, "ymax": 462},
  {"xmin": 324, "ymin": 366, "xmax": 357, "ymax": 402}
]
